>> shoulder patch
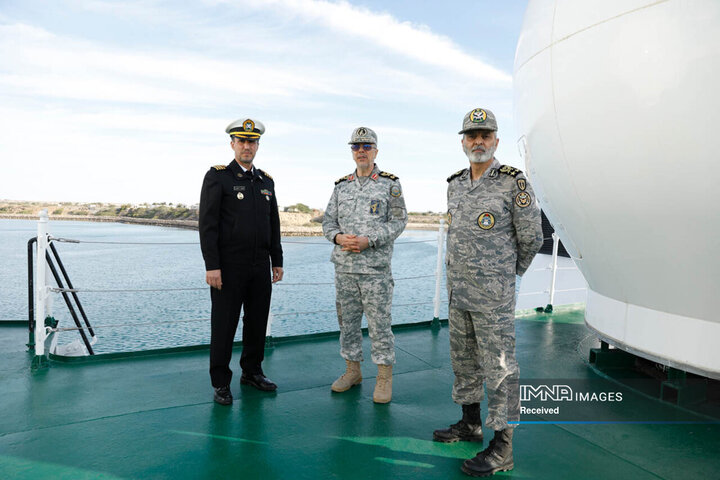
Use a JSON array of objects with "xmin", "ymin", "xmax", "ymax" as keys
[
  {"xmin": 447, "ymin": 169, "xmax": 466, "ymax": 183},
  {"xmin": 257, "ymin": 168, "xmax": 273, "ymax": 180},
  {"xmin": 379, "ymin": 171, "xmax": 399, "ymax": 181},
  {"xmin": 335, "ymin": 175, "xmax": 351, "ymax": 185},
  {"xmin": 211, "ymin": 165, "xmax": 226, "ymax": 171},
  {"xmin": 498, "ymin": 165, "xmax": 522, "ymax": 177}
]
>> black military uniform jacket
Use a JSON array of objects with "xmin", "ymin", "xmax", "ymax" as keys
[{"xmin": 199, "ymin": 160, "xmax": 283, "ymax": 270}]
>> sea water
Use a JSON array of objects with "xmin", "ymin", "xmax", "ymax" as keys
[
  {"xmin": 0, "ymin": 219, "xmax": 446, "ymax": 353},
  {"xmin": 0, "ymin": 219, "xmax": 586, "ymax": 354}
]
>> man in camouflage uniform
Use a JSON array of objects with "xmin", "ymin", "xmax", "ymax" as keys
[
  {"xmin": 322, "ymin": 127, "xmax": 407, "ymax": 404},
  {"xmin": 433, "ymin": 108, "xmax": 543, "ymax": 477}
]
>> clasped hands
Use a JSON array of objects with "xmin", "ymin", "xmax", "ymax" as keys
[{"xmin": 335, "ymin": 233, "xmax": 370, "ymax": 253}]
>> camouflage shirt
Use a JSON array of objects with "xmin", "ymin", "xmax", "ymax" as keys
[
  {"xmin": 323, "ymin": 164, "xmax": 408, "ymax": 273},
  {"xmin": 446, "ymin": 158, "xmax": 543, "ymax": 310}
]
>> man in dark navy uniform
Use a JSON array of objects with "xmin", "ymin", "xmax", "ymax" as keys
[{"xmin": 199, "ymin": 117, "xmax": 284, "ymax": 405}]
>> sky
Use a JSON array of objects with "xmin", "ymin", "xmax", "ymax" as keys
[{"xmin": 0, "ymin": 0, "xmax": 529, "ymax": 212}]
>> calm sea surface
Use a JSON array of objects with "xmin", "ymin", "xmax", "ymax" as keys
[{"xmin": 0, "ymin": 219, "xmax": 448, "ymax": 353}]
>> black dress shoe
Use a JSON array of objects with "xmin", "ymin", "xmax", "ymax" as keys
[
  {"xmin": 213, "ymin": 385, "xmax": 233, "ymax": 405},
  {"xmin": 240, "ymin": 373, "xmax": 278, "ymax": 391}
]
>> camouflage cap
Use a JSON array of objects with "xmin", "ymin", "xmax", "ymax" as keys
[
  {"xmin": 226, "ymin": 118, "xmax": 265, "ymax": 139},
  {"xmin": 348, "ymin": 126, "xmax": 377, "ymax": 145},
  {"xmin": 458, "ymin": 108, "xmax": 497, "ymax": 134}
]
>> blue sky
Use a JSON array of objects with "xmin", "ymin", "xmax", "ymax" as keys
[{"xmin": 0, "ymin": 0, "xmax": 529, "ymax": 212}]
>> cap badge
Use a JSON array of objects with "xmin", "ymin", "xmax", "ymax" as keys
[
  {"xmin": 470, "ymin": 109, "xmax": 487, "ymax": 124},
  {"xmin": 515, "ymin": 192, "xmax": 532, "ymax": 208},
  {"xmin": 243, "ymin": 119, "xmax": 255, "ymax": 132},
  {"xmin": 356, "ymin": 127, "xmax": 367, "ymax": 136},
  {"xmin": 236, "ymin": 192, "xmax": 245, "ymax": 200},
  {"xmin": 478, "ymin": 212, "xmax": 495, "ymax": 230},
  {"xmin": 517, "ymin": 178, "xmax": 526, "ymax": 191}
]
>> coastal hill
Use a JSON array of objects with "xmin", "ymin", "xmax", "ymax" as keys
[{"xmin": 0, "ymin": 200, "xmax": 443, "ymax": 235}]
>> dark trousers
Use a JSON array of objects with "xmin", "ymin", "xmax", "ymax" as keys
[{"xmin": 209, "ymin": 261, "xmax": 271, "ymax": 387}]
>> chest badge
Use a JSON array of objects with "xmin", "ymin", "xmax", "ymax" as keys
[
  {"xmin": 369, "ymin": 200, "xmax": 381, "ymax": 214},
  {"xmin": 477, "ymin": 212, "xmax": 495, "ymax": 230},
  {"xmin": 236, "ymin": 192, "xmax": 244, "ymax": 200},
  {"xmin": 515, "ymin": 192, "xmax": 532, "ymax": 208}
]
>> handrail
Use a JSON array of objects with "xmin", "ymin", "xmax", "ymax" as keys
[{"xmin": 29, "ymin": 214, "xmax": 584, "ymax": 357}]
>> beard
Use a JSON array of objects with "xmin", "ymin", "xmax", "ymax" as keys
[{"xmin": 464, "ymin": 144, "xmax": 496, "ymax": 164}]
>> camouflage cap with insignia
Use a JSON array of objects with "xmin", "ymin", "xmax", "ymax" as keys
[
  {"xmin": 226, "ymin": 117, "xmax": 265, "ymax": 139},
  {"xmin": 458, "ymin": 108, "xmax": 498, "ymax": 134},
  {"xmin": 348, "ymin": 126, "xmax": 378, "ymax": 145}
]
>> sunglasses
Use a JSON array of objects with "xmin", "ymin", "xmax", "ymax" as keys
[{"xmin": 350, "ymin": 144, "xmax": 375, "ymax": 152}]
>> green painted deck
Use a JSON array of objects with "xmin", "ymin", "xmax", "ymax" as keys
[{"xmin": 1, "ymin": 307, "xmax": 718, "ymax": 479}]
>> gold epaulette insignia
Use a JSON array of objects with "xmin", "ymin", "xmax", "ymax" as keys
[
  {"xmin": 335, "ymin": 175, "xmax": 351, "ymax": 185},
  {"xmin": 379, "ymin": 171, "xmax": 399, "ymax": 181},
  {"xmin": 447, "ymin": 169, "xmax": 466, "ymax": 182},
  {"xmin": 211, "ymin": 165, "xmax": 226, "ymax": 171},
  {"xmin": 258, "ymin": 169, "xmax": 273, "ymax": 180},
  {"xmin": 498, "ymin": 165, "xmax": 522, "ymax": 177}
]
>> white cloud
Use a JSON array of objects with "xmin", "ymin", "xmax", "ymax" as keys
[
  {"xmin": 216, "ymin": 0, "xmax": 511, "ymax": 84},
  {"xmin": 0, "ymin": 1, "xmax": 521, "ymax": 211}
]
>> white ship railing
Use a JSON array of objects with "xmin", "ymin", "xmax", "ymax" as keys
[{"xmin": 30, "ymin": 211, "xmax": 585, "ymax": 361}]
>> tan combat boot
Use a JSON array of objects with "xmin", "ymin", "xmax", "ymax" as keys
[
  {"xmin": 373, "ymin": 364, "xmax": 393, "ymax": 403},
  {"xmin": 331, "ymin": 359, "xmax": 362, "ymax": 392}
]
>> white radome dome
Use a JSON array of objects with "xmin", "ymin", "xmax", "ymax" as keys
[{"xmin": 513, "ymin": 0, "xmax": 720, "ymax": 378}]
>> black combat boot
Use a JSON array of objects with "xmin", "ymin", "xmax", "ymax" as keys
[
  {"xmin": 433, "ymin": 403, "xmax": 483, "ymax": 443},
  {"xmin": 461, "ymin": 428, "xmax": 514, "ymax": 477}
]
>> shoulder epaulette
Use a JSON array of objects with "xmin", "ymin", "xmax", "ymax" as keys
[
  {"xmin": 211, "ymin": 165, "xmax": 226, "ymax": 171},
  {"xmin": 335, "ymin": 175, "xmax": 351, "ymax": 185},
  {"xmin": 498, "ymin": 165, "xmax": 522, "ymax": 177},
  {"xmin": 258, "ymin": 168, "xmax": 273, "ymax": 180},
  {"xmin": 447, "ymin": 169, "xmax": 466, "ymax": 183},
  {"xmin": 379, "ymin": 171, "xmax": 399, "ymax": 181}
]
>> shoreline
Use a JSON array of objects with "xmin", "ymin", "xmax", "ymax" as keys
[{"xmin": 0, "ymin": 214, "xmax": 441, "ymax": 235}]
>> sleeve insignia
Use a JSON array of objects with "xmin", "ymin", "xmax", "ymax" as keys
[
  {"xmin": 258, "ymin": 168, "xmax": 273, "ymax": 180},
  {"xmin": 498, "ymin": 165, "xmax": 522, "ymax": 177},
  {"xmin": 517, "ymin": 178, "xmax": 526, "ymax": 191},
  {"xmin": 335, "ymin": 175, "xmax": 351, "ymax": 185},
  {"xmin": 379, "ymin": 171, "xmax": 399, "ymax": 181},
  {"xmin": 515, "ymin": 191, "xmax": 532, "ymax": 208},
  {"xmin": 390, "ymin": 184, "xmax": 402, "ymax": 197},
  {"xmin": 211, "ymin": 165, "xmax": 226, "ymax": 171},
  {"xmin": 447, "ymin": 169, "xmax": 466, "ymax": 182}
]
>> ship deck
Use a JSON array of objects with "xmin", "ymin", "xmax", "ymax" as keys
[{"xmin": 1, "ymin": 306, "xmax": 718, "ymax": 479}]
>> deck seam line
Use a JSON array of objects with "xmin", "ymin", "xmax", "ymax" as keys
[
  {"xmin": 395, "ymin": 345, "xmax": 440, "ymax": 369},
  {"xmin": 550, "ymin": 423, "xmax": 667, "ymax": 479}
]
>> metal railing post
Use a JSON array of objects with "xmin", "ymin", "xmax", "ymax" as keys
[
  {"xmin": 33, "ymin": 210, "xmax": 50, "ymax": 368},
  {"xmin": 547, "ymin": 233, "xmax": 560, "ymax": 312},
  {"xmin": 431, "ymin": 219, "xmax": 445, "ymax": 329}
]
